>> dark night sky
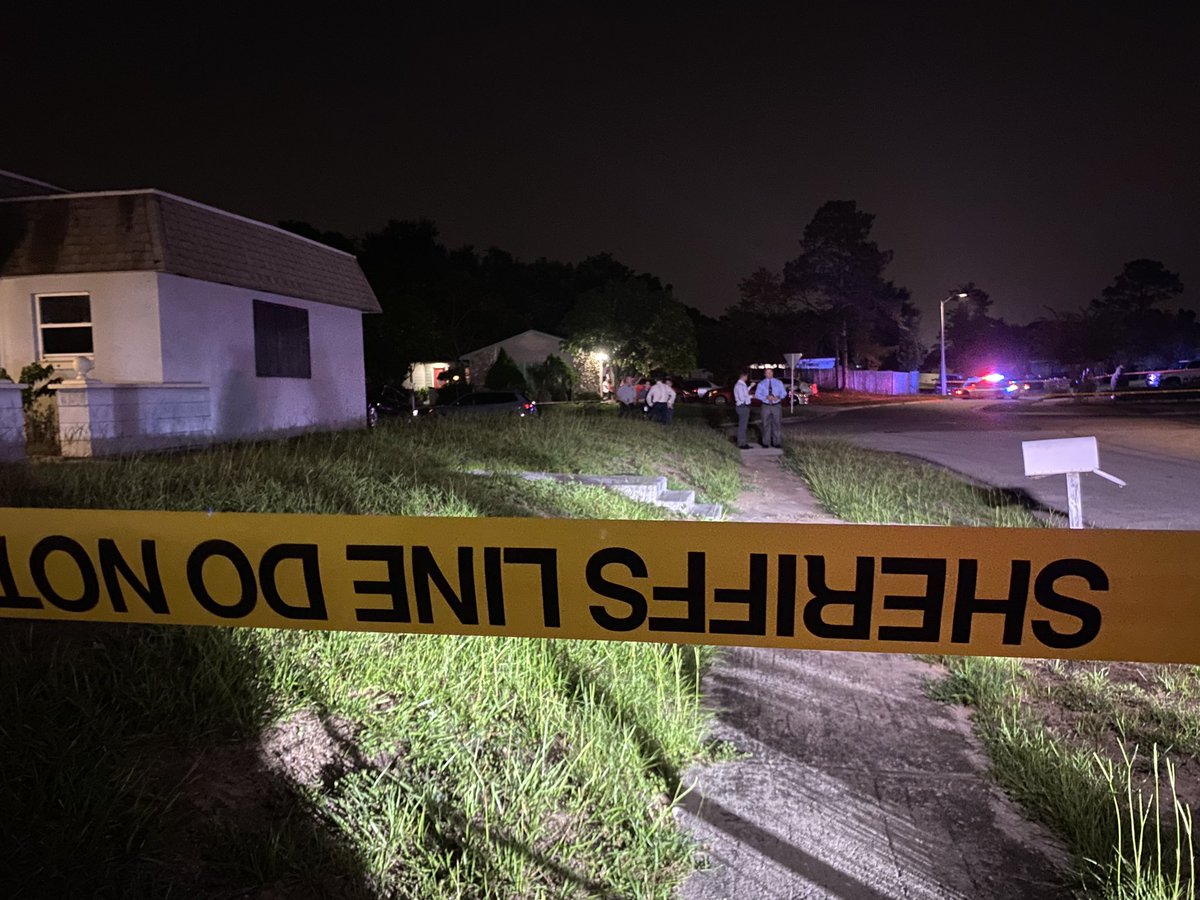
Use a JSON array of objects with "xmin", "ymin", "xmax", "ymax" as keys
[{"xmin": 4, "ymin": 3, "xmax": 1198, "ymax": 336}]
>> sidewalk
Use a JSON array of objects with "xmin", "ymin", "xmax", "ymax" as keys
[{"xmin": 673, "ymin": 452, "xmax": 1072, "ymax": 899}]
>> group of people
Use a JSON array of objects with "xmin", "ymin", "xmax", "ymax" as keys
[
  {"xmin": 615, "ymin": 374, "xmax": 677, "ymax": 424},
  {"xmin": 612, "ymin": 367, "xmax": 790, "ymax": 445},
  {"xmin": 734, "ymin": 366, "xmax": 787, "ymax": 448}
]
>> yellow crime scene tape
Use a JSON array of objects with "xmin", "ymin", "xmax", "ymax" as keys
[{"xmin": 1, "ymin": 506, "xmax": 1198, "ymax": 664}]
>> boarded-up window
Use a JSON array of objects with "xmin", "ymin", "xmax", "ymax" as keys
[{"xmin": 253, "ymin": 300, "xmax": 311, "ymax": 378}]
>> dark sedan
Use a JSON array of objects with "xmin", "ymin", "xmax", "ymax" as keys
[
  {"xmin": 367, "ymin": 384, "xmax": 424, "ymax": 427},
  {"xmin": 430, "ymin": 390, "xmax": 539, "ymax": 417}
]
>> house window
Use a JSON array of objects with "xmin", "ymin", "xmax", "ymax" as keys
[
  {"xmin": 253, "ymin": 300, "xmax": 311, "ymax": 378},
  {"xmin": 37, "ymin": 293, "xmax": 93, "ymax": 361}
]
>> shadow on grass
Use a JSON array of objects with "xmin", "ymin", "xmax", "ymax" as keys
[
  {"xmin": 0, "ymin": 621, "xmax": 375, "ymax": 899},
  {"xmin": 550, "ymin": 647, "xmax": 682, "ymax": 795}
]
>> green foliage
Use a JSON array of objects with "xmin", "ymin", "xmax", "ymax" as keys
[
  {"xmin": 782, "ymin": 438, "xmax": 1050, "ymax": 527},
  {"xmin": 930, "ymin": 657, "xmax": 1197, "ymax": 899},
  {"xmin": 0, "ymin": 416, "xmax": 743, "ymax": 896},
  {"xmin": 346, "ymin": 216, "xmax": 685, "ymax": 386},
  {"xmin": 1086, "ymin": 259, "xmax": 1192, "ymax": 366},
  {"xmin": 526, "ymin": 353, "xmax": 576, "ymax": 401},
  {"xmin": 782, "ymin": 200, "xmax": 917, "ymax": 368},
  {"xmin": 728, "ymin": 201, "xmax": 917, "ymax": 372},
  {"xmin": 562, "ymin": 278, "xmax": 697, "ymax": 376},
  {"xmin": 0, "ymin": 361, "xmax": 62, "ymax": 410},
  {"xmin": 934, "ymin": 282, "xmax": 1026, "ymax": 373},
  {"xmin": 483, "ymin": 347, "xmax": 527, "ymax": 391}
]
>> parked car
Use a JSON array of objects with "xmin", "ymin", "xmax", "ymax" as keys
[
  {"xmin": 678, "ymin": 378, "xmax": 721, "ymax": 402},
  {"xmin": 430, "ymin": 390, "xmax": 539, "ymax": 417},
  {"xmin": 1143, "ymin": 359, "xmax": 1200, "ymax": 390},
  {"xmin": 919, "ymin": 372, "xmax": 964, "ymax": 393},
  {"xmin": 953, "ymin": 373, "xmax": 1021, "ymax": 399},
  {"xmin": 706, "ymin": 379, "xmax": 816, "ymax": 405},
  {"xmin": 367, "ymin": 384, "xmax": 423, "ymax": 427}
]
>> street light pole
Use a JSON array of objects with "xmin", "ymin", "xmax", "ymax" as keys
[{"xmin": 939, "ymin": 292, "xmax": 968, "ymax": 396}]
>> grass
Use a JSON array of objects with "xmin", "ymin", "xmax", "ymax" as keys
[
  {"xmin": 783, "ymin": 437, "xmax": 1197, "ymax": 899},
  {"xmin": 1, "ymin": 410, "xmax": 742, "ymax": 514},
  {"xmin": 0, "ymin": 411, "xmax": 743, "ymax": 898},
  {"xmin": 782, "ymin": 437, "xmax": 1052, "ymax": 527}
]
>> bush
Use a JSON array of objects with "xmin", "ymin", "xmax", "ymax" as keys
[
  {"xmin": 484, "ymin": 348, "xmax": 527, "ymax": 391},
  {"xmin": 527, "ymin": 354, "xmax": 577, "ymax": 401}
]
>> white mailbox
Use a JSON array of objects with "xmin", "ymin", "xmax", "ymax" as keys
[
  {"xmin": 1021, "ymin": 436, "xmax": 1125, "ymax": 529},
  {"xmin": 1022, "ymin": 436, "xmax": 1099, "ymax": 477}
]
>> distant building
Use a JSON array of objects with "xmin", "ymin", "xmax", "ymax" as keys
[
  {"xmin": 462, "ymin": 329, "xmax": 578, "ymax": 387},
  {"xmin": 0, "ymin": 175, "xmax": 380, "ymax": 456}
]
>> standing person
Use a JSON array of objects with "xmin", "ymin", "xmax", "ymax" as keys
[
  {"xmin": 616, "ymin": 376, "xmax": 637, "ymax": 418},
  {"xmin": 754, "ymin": 366, "xmax": 786, "ymax": 447},
  {"xmin": 733, "ymin": 370, "xmax": 753, "ymax": 448},
  {"xmin": 645, "ymin": 375, "xmax": 675, "ymax": 424},
  {"xmin": 663, "ymin": 378, "xmax": 677, "ymax": 425}
]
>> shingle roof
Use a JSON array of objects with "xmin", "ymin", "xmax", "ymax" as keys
[{"xmin": 0, "ymin": 190, "xmax": 380, "ymax": 313}]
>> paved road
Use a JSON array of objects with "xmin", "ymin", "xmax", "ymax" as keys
[{"xmin": 797, "ymin": 399, "xmax": 1200, "ymax": 530}]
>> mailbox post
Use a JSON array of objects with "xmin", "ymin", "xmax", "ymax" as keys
[
  {"xmin": 783, "ymin": 352, "xmax": 803, "ymax": 413},
  {"xmin": 1021, "ymin": 436, "xmax": 1126, "ymax": 529}
]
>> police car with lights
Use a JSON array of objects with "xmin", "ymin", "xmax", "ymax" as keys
[{"xmin": 953, "ymin": 372, "xmax": 1022, "ymax": 399}]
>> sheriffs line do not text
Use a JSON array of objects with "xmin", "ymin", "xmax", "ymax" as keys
[{"xmin": 0, "ymin": 536, "xmax": 1106, "ymax": 650}]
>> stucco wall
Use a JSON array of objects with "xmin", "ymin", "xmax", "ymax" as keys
[
  {"xmin": 55, "ymin": 383, "xmax": 212, "ymax": 457},
  {"xmin": 156, "ymin": 273, "xmax": 367, "ymax": 438},
  {"xmin": 0, "ymin": 271, "xmax": 163, "ymax": 383}
]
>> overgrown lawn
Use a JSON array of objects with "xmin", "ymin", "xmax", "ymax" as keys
[{"xmin": 0, "ymin": 413, "xmax": 742, "ymax": 898}]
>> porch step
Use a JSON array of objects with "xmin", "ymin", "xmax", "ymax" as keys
[{"xmin": 470, "ymin": 470, "xmax": 722, "ymax": 519}]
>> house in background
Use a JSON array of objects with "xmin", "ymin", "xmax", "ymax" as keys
[
  {"xmin": 404, "ymin": 360, "xmax": 457, "ymax": 394},
  {"xmin": 0, "ymin": 173, "xmax": 380, "ymax": 456},
  {"xmin": 462, "ymin": 329, "xmax": 600, "ymax": 392}
]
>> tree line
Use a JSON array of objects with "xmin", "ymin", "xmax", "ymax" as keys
[
  {"xmin": 283, "ymin": 204, "xmax": 1196, "ymax": 388},
  {"xmin": 280, "ymin": 219, "xmax": 695, "ymax": 386}
]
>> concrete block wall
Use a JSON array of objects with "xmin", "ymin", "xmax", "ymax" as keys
[
  {"xmin": 55, "ymin": 383, "xmax": 212, "ymax": 457},
  {"xmin": 0, "ymin": 384, "xmax": 26, "ymax": 462}
]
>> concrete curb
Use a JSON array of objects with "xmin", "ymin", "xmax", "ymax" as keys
[{"xmin": 468, "ymin": 470, "xmax": 723, "ymax": 519}]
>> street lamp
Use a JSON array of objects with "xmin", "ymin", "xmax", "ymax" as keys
[{"xmin": 939, "ymin": 292, "xmax": 969, "ymax": 396}]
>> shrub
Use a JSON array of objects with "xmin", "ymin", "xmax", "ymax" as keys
[{"xmin": 484, "ymin": 348, "xmax": 527, "ymax": 391}]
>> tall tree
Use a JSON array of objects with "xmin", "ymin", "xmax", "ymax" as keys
[
  {"xmin": 781, "ymin": 201, "xmax": 915, "ymax": 373},
  {"xmin": 1093, "ymin": 259, "xmax": 1184, "ymax": 315},
  {"xmin": 1089, "ymin": 259, "xmax": 1185, "ymax": 366},
  {"xmin": 939, "ymin": 283, "xmax": 1024, "ymax": 373},
  {"xmin": 562, "ymin": 279, "xmax": 696, "ymax": 376}
]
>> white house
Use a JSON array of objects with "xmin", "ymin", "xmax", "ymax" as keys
[
  {"xmin": 0, "ymin": 176, "xmax": 380, "ymax": 456},
  {"xmin": 462, "ymin": 329, "xmax": 601, "ymax": 391}
]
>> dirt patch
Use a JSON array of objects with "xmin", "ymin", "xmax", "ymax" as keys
[
  {"xmin": 145, "ymin": 709, "xmax": 409, "ymax": 898},
  {"xmin": 259, "ymin": 710, "xmax": 367, "ymax": 790},
  {"xmin": 1019, "ymin": 659, "xmax": 1200, "ymax": 814}
]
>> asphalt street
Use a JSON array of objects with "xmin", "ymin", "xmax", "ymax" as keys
[{"xmin": 796, "ymin": 398, "xmax": 1200, "ymax": 530}]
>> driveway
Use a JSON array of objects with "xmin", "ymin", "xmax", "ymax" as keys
[{"xmin": 674, "ymin": 452, "xmax": 1072, "ymax": 899}]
